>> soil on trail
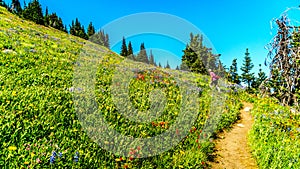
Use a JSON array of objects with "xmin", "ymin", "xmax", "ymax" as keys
[{"xmin": 210, "ymin": 102, "xmax": 257, "ymax": 169}]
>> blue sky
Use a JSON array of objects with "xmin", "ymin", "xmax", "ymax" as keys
[{"xmin": 6, "ymin": 0, "xmax": 300, "ymax": 75}]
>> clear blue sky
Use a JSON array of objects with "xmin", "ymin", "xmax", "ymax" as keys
[{"xmin": 6, "ymin": 0, "xmax": 300, "ymax": 75}]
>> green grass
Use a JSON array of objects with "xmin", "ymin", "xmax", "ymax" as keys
[
  {"xmin": 0, "ymin": 6, "xmax": 243, "ymax": 168},
  {"xmin": 246, "ymin": 94, "xmax": 300, "ymax": 169}
]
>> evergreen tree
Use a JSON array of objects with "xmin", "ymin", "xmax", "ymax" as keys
[
  {"xmin": 158, "ymin": 62, "xmax": 162, "ymax": 68},
  {"xmin": 64, "ymin": 25, "xmax": 68, "ymax": 33},
  {"xmin": 0, "ymin": 0, "xmax": 8, "ymax": 8},
  {"xmin": 11, "ymin": 0, "xmax": 22, "ymax": 14},
  {"xmin": 252, "ymin": 64, "xmax": 267, "ymax": 90},
  {"xmin": 44, "ymin": 6, "xmax": 49, "ymax": 26},
  {"xmin": 149, "ymin": 50, "xmax": 155, "ymax": 65},
  {"xmin": 120, "ymin": 37, "xmax": 128, "ymax": 57},
  {"xmin": 180, "ymin": 62, "xmax": 189, "ymax": 71},
  {"xmin": 165, "ymin": 61, "xmax": 171, "ymax": 69},
  {"xmin": 128, "ymin": 41, "xmax": 133, "ymax": 56},
  {"xmin": 176, "ymin": 65, "xmax": 180, "ymax": 70},
  {"xmin": 228, "ymin": 58, "xmax": 240, "ymax": 84},
  {"xmin": 87, "ymin": 22, "xmax": 95, "ymax": 37},
  {"xmin": 136, "ymin": 43, "xmax": 149, "ymax": 63},
  {"xmin": 88, "ymin": 30, "xmax": 110, "ymax": 48},
  {"xmin": 240, "ymin": 48, "xmax": 255, "ymax": 91},
  {"xmin": 22, "ymin": 0, "xmax": 44, "ymax": 25},
  {"xmin": 46, "ymin": 13, "xmax": 65, "ymax": 31},
  {"xmin": 181, "ymin": 33, "xmax": 223, "ymax": 74},
  {"xmin": 69, "ymin": 18, "xmax": 88, "ymax": 40},
  {"xmin": 182, "ymin": 45, "xmax": 206, "ymax": 74}
]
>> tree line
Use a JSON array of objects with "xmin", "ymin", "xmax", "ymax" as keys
[
  {"xmin": 120, "ymin": 37, "xmax": 171, "ymax": 69},
  {"xmin": 0, "ymin": 0, "xmax": 109, "ymax": 48}
]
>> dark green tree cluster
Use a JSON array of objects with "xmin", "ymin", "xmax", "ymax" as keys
[
  {"xmin": 136, "ymin": 43, "xmax": 149, "ymax": 64},
  {"xmin": 44, "ymin": 8, "xmax": 67, "ymax": 32},
  {"xmin": 226, "ymin": 48, "xmax": 267, "ymax": 93},
  {"xmin": 0, "ymin": 0, "xmax": 9, "ymax": 8},
  {"xmin": 3, "ymin": 0, "xmax": 110, "ymax": 46},
  {"xmin": 69, "ymin": 18, "xmax": 88, "ymax": 40},
  {"xmin": 180, "ymin": 33, "xmax": 222, "ymax": 74},
  {"xmin": 120, "ymin": 37, "xmax": 157, "ymax": 66},
  {"xmin": 89, "ymin": 29, "xmax": 110, "ymax": 48},
  {"xmin": 228, "ymin": 58, "xmax": 241, "ymax": 84},
  {"xmin": 22, "ymin": 0, "xmax": 44, "ymax": 25}
]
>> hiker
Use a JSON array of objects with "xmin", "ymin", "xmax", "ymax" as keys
[{"xmin": 209, "ymin": 69, "xmax": 220, "ymax": 91}]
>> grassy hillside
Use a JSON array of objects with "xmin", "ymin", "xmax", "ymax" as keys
[
  {"xmin": 0, "ymin": 6, "xmax": 243, "ymax": 168},
  {"xmin": 244, "ymin": 95, "xmax": 300, "ymax": 168}
]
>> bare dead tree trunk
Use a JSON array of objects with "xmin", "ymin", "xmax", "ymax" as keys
[{"xmin": 262, "ymin": 15, "xmax": 300, "ymax": 107}]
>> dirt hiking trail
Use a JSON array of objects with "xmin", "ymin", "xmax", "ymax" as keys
[{"xmin": 210, "ymin": 102, "xmax": 258, "ymax": 169}]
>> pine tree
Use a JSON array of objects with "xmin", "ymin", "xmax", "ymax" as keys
[
  {"xmin": 182, "ymin": 45, "xmax": 206, "ymax": 74},
  {"xmin": 128, "ymin": 41, "xmax": 133, "ymax": 55},
  {"xmin": 136, "ymin": 43, "xmax": 149, "ymax": 63},
  {"xmin": 11, "ymin": 0, "xmax": 22, "ymax": 14},
  {"xmin": 176, "ymin": 65, "xmax": 180, "ymax": 70},
  {"xmin": 46, "ymin": 13, "xmax": 65, "ymax": 31},
  {"xmin": 165, "ymin": 61, "xmax": 171, "ymax": 69},
  {"xmin": 22, "ymin": 0, "xmax": 44, "ymax": 25},
  {"xmin": 44, "ymin": 6, "xmax": 49, "ymax": 26},
  {"xmin": 158, "ymin": 62, "xmax": 162, "ymax": 68},
  {"xmin": 69, "ymin": 18, "xmax": 88, "ymax": 40},
  {"xmin": 87, "ymin": 22, "xmax": 95, "ymax": 37},
  {"xmin": 180, "ymin": 62, "xmax": 189, "ymax": 71},
  {"xmin": 252, "ymin": 64, "xmax": 267, "ymax": 90},
  {"xmin": 240, "ymin": 48, "xmax": 255, "ymax": 91},
  {"xmin": 88, "ymin": 30, "xmax": 110, "ymax": 48},
  {"xmin": 64, "ymin": 25, "xmax": 68, "ymax": 33},
  {"xmin": 120, "ymin": 37, "xmax": 128, "ymax": 57},
  {"xmin": 149, "ymin": 50, "xmax": 155, "ymax": 65},
  {"xmin": 0, "ymin": 0, "xmax": 8, "ymax": 8},
  {"xmin": 228, "ymin": 58, "xmax": 240, "ymax": 84}
]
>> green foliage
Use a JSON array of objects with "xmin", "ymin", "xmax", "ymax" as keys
[
  {"xmin": 136, "ymin": 42, "xmax": 149, "ymax": 64},
  {"xmin": 87, "ymin": 22, "xmax": 95, "ymax": 37},
  {"xmin": 164, "ymin": 61, "xmax": 170, "ymax": 69},
  {"xmin": 11, "ymin": 0, "xmax": 22, "ymax": 14},
  {"xmin": 0, "ymin": 0, "xmax": 8, "ymax": 8},
  {"xmin": 248, "ymin": 96, "xmax": 300, "ymax": 168},
  {"xmin": 120, "ymin": 36, "xmax": 128, "ymax": 57},
  {"xmin": 89, "ymin": 29, "xmax": 110, "ymax": 48},
  {"xmin": 45, "ymin": 13, "xmax": 66, "ymax": 32},
  {"xmin": 181, "ymin": 33, "xmax": 223, "ymax": 75},
  {"xmin": 240, "ymin": 48, "xmax": 255, "ymax": 91},
  {"xmin": 228, "ymin": 58, "xmax": 240, "ymax": 84},
  {"xmin": 69, "ymin": 18, "xmax": 88, "ymax": 40},
  {"xmin": 262, "ymin": 16, "xmax": 300, "ymax": 106},
  {"xmin": 0, "ymin": 7, "xmax": 244, "ymax": 168},
  {"xmin": 149, "ymin": 50, "xmax": 155, "ymax": 66},
  {"xmin": 22, "ymin": 0, "xmax": 44, "ymax": 25},
  {"xmin": 252, "ymin": 64, "xmax": 267, "ymax": 91}
]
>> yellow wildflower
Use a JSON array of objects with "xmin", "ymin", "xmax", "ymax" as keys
[
  {"xmin": 31, "ymin": 152, "xmax": 35, "ymax": 158},
  {"xmin": 8, "ymin": 146, "xmax": 17, "ymax": 151}
]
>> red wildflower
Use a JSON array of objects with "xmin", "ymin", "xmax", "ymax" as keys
[
  {"xmin": 129, "ymin": 156, "xmax": 134, "ymax": 161},
  {"xmin": 137, "ymin": 146, "xmax": 141, "ymax": 151}
]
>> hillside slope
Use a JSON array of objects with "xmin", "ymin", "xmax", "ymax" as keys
[{"xmin": 0, "ymin": 7, "xmax": 243, "ymax": 168}]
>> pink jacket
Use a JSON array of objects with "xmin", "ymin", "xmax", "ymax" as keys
[{"xmin": 210, "ymin": 72, "xmax": 219, "ymax": 81}]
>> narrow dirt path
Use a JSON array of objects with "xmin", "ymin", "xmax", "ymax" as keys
[{"xmin": 209, "ymin": 102, "xmax": 257, "ymax": 169}]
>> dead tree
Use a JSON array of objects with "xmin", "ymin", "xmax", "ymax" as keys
[{"xmin": 261, "ymin": 15, "xmax": 300, "ymax": 107}]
